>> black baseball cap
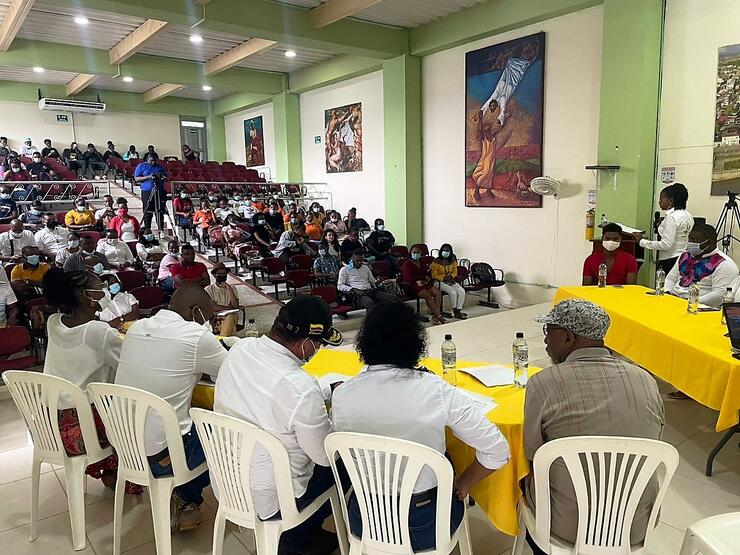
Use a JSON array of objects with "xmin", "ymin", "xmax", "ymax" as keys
[{"xmin": 276, "ymin": 295, "xmax": 342, "ymax": 346}]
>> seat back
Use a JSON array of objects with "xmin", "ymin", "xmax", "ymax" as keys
[
  {"xmin": 261, "ymin": 257, "xmax": 285, "ymax": 275},
  {"xmin": 286, "ymin": 269, "xmax": 311, "ymax": 288},
  {"xmin": 311, "ymin": 286, "xmax": 337, "ymax": 305},
  {"xmin": 3, "ymin": 371, "xmax": 109, "ymax": 464},
  {"xmin": 0, "ymin": 325, "xmax": 31, "ymax": 356},
  {"xmin": 289, "ymin": 254, "xmax": 314, "ymax": 271},
  {"xmin": 190, "ymin": 408, "xmax": 306, "ymax": 528},
  {"xmin": 130, "ymin": 286, "xmax": 165, "ymax": 310},
  {"xmin": 371, "ymin": 260, "xmax": 391, "ymax": 278},
  {"xmin": 117, "ymin": 270, "xmax": 147, "ymax": 292},
  {"xmin": 531, "ymin": 436, "xmax": 678, "ymax": 553},
  {"xmin": 88, "ymin": 383, "xmax": 192, "ymax": 484},
  {"xmin": 325, "ymin": 432, "xmax": 456, "ymax": 554},
  {"xmin": 389, "ymin": 245, "xmax": 409, "ymax": 260}
]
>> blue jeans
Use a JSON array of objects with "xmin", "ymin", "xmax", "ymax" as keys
[
  {"xmin": 348, "ymin": 488, "xmax": 464, "ymax": 552},
  {"xmin": 159, "ymin": 276, "xmax": 176, "ymax": 295},
  {"xmin": 147, "ymin": 426, "xmax": 210, "ymax": 505}
]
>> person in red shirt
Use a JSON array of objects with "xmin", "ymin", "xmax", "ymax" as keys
[
  {"xmin": 583, "ymin": 223, "xmax": 638, "ymax": 286},
  {"xmin": 402, "ymin": 245, "xmax": 446, "ymax": 325},
  {"xmin": 170, "ymin": 244, "xmax": 210, "ymax": 288}
]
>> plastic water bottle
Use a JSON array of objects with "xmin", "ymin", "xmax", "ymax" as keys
[
  {"xmin": 721, "ymin": 287, "xmax": 734, "ymax": 325},
  {"xmin": 598, "ymin": 263, "xmax": 608, "ymax": 288},
  {"xmin": 600, "ymin": 213, "xmax": 608, "ymax": 227},
  {"xmin": 513, "ymin": 332, "xmax": 529, "ymax": 388},
  {"xmin": 687, "ymin": 283, "xmax": 700, "ymax": 315},
  {"xmin": 245, "ymin": 318, "xmax": 259, "ymax": 338},
  {"xmin": 441, "ymin": 334, "xmax": 457, "ymax": 385},
  {"xmin": 655, "ymin": 268, "xmax": 666, "ymax": 296}
]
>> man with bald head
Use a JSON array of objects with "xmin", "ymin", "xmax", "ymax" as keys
[
  {"xmin": 115, "ymin": 284, "xmax": 229, "ymax": 532},
  {"xmin": 0, "ymin": 218, "xmax": 35, "ymax": 261}
]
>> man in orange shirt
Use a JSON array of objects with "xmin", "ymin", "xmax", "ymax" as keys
[{"xmin": 193, "ymin": 197, "xmax": 215, "ymax": 246}]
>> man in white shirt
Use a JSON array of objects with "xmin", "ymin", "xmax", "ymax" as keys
[
  {"xmin": 115, "ymin": 284, "xmax": 227, "ymax": 531},
  {"xmin": 35, "ymin": 213, "xmax": 69, "ymax": 258},
  {"xmin": 665, "ymin": 223, "xmax": 739, "ymax": 308},
  {"xmin": 0, "ymin": 265, "xmax": 18, "ymax": 327},
  {"xmin": 0, "ymin": 219, "xmax": 36, "ymax": 262},
  {"xmin": 337, "ymin": 249, "xmax": 398, "ymax": 310},
  {"xmin": 215, "ymin": 295, "xmax": 343, "ymax": 554},
  {"xmin": 96, "ymin": 229, "xmax": 134, "ymax": 270},
  {"xmin": 20, "ymin": 138, "xmax": 38, "ymax": 156}
]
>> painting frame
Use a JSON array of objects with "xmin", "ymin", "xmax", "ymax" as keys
[
  {"xmin": 244, "ymin": 115, "xmax": 265, "ymax": 168},
  {"xmin": 324, "ymin": 102, "xmax": 363, "ymax": 173},
  {"xmin": 711, "ymin": 42, "xmax": 740, "ymax": 196},
  {"xmin": 464, "ymin": 31, "xmax": 546, "ymax": 208}
]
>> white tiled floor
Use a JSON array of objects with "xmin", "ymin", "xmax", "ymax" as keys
[{"xmin": 1, "ymin": 303, "xmax": 739, "ymax": 554}]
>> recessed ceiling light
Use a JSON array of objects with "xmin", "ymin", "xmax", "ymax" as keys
[
  {"xmin": 202, "ymin": 85, "xmax": 212, "ymax": 91},
  {"xmin": 74, "ymin": 16, "xmax": 89, "ymax": 25},
  {"xmin": 284, "ymin": 50, "xmax": 297, "ymax": 58},
  {"xmin": 190, "ymin": 34, "xmax": 203, "ymax": 44},
  {"xmin": 32, "ymin": 66, "xmax": 44, "ymax": 73},
  {"xmin": 122, "ymin": 76, "xmax": 134, "ymax": 83}
]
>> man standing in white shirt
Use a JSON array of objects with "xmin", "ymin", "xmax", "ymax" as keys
[
  {"xmin": 35, "ymin": 213, "xmax": 69, "ymax": 258},
  {"xmin": 115, "ymin": 284, "xmax": 228, "ymax": 531},
  {"xmin": 215, "ymin": 295, "xmax": 343, "ymax": 555},
  {"xmin": 0, "ymin": 219, "xmax": 35, "ymax": 262}
]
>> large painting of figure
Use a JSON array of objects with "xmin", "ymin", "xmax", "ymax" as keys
[
  {"xmin": 325, "ymin": 102, "xmax": 362, "ymax": 173},
  {"xmin": 465, "ymin": 32, "xmax": 545, "ymax": 207},
  {"xmin": 711, "ymin": 43, "xmax": 740, "ymax": 195},
  {"xmin": 244, "ymin": 116, "xmax": 265, "ymax": 167}
]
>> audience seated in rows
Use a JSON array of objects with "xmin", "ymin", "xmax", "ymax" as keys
[{"xmin": 582, "ymin": 223, "xmax": 638, "ymax": 286}]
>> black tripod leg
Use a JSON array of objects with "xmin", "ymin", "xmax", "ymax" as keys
[{"xmin": 706, "ymin": 421, "xmax": 740, "ymax": 476}]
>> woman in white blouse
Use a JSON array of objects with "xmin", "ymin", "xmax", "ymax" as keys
[
  {"xmin": 96, "ymin": 229, "xmax": 135, "ymax": 270},
  {"xmin": 635, "ymin": 183, "xmax": 694, "ymax": 274},
  {"xmin": 42, "ymin": 267, "xmax": 142, "ymax": 494},
  {"xmin": 54, "ymin": 231, "xmax": 81, "ymax": 267},
  {"xmin": 332, "ymin": 302, "xmax": 510, "ymax": 551}
]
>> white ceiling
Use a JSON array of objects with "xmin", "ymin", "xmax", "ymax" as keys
[
  {"xmin": 171, "ymin": 86, "xmax": 233, "ymax": 101},
  {"xmin": 89, "ymin": 76, "xmax": 161, "ymax": 94},
  {"xmin": 236, "ymin": 44, "xmax": 334, "ymax": 72},
  {"xmin": 0, "ymin": 65, "xmax": 75, "ymax": 86}
]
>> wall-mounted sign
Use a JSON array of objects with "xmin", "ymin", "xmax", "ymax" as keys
[
  {"xmin": 314, "ymin": 136, "xmax": 321, "ymax": 144},
  {"xmin": 56, "ymin": 114, "xmax": 69, "ymax": 123},
  {"xmin": 661, "ymin": 166, "xmax": 675, "ymax": 184}
]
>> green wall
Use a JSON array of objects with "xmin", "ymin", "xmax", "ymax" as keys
[{"xmin": 272, "ymin": 92, "xmax": 303, "ymax": 182}]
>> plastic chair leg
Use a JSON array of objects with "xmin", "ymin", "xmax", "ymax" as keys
[
  {"xmin": 255, "ymin": 522, "xmax": 281, "ymax": 555},
  {"xmin": 149, "ymin": 479, "xmax": 175, "ymax": 555},
  {"xmin": 63, "ymin": 458, "xmax": 88, "ymax": 551},
  {"xmin": 29, "ymin": 455, "xmax": 41, "ymax": 542},
  {"xmin": 511, "ymin": 507, "xmax": 527, "ymax": 555},
  {"xmin": 329, "ymin": 489, "xmax": 349, "ymax": 555},
  {"xmin": 112, "ymin": 476, "xmax": 127, "ymax": 555},
  {"xmin": 211, "ymin": 510, "xmax": 227, "ymax": 555},
  {"xmin": 457, "ymin": 508, "xmax": 473, "ymax": 555},
  {"xmin": 678, "ymin": 529, "xmax": 697, "ymax": 555}
]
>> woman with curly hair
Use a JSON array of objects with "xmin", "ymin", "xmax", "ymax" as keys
[{"xmin": 331, "ymin": 302, "xmax": 510, "ymax": 551}]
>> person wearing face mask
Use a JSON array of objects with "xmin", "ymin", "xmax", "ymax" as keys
[
  {"xmin": 136, "ymin": 227, "xmax": 164, "ymax": 264},
  {"xmin": 20, "ymin": 137, "xmax": 38, "ymax": 157},
  {"xmin": 171, "ymin": 244, "xmax": 209, "ymax": 288},
  {"xmin": 10, "ymin": 246, "xmax": 50, "ymax": 303},
  {"xmin": 337, "ymin": 250, "xmax": 398, "ymax": 311},
  {"xmin": 303, "ymin": 213, "xmax": 322, "ymax": 241},
  {"xmin": 262, "ymin": 200, "xmax": 284, "ymax": 230},
  {"xmin": 214, "ymin": 196, "xmax": 237, "ymax": 225},
  {"xmin": 64, "ymin": 198, "xmax": 96, "ymax": 230},
  {"xmin": 55, "ymin": 231, "xmax": 81, "ymax": 267},
  {"xmin": 20, "ymin": 199, "xmax": 46, "ymax": 227},
  {"xmin": 284, "ymin": 208, "xmax": 303, "ymax": 233},
  {"xmin": 0, "ymin": 218, "xmax": 35, "ymax": 261},
  {"xmin": 524, "ymin": 300, "xmax": 664, "ymax": 552},
  {"xmin": 340, "ymin": 229, "xmax": 364, "ymax": 263},
  {"xmin": 193, "ymin": 197, "xmax": 216, "ymax": 246},
  {"xmin": 115, "ymin": 284, "xmax": 227, "ymax": 531},
  {"xmin": 62, "ymin": 141, "xmax": 85, "ymax": 177},
  {"xmin": 582, "ymin": 223, "xmax": 638, "ymax": 286},
  {"xmin": 64, "ymin": 234, "xmax": 111, "ymax": 273},
  {"xmin": 41, "ymin": 268, "xmax": 143, "ymax": 495},
  {"xmin": 157, "ymin": 240, "xmax": 181, "ymax": 293},
  {"xmin": 173, "ymin": 189, "xmax": 195, "ymax": 241},
  {"xmin": 205, "ymin": 262, "xmax": 240, "ymax": 336},
  {"xmin": 402, "ymin": 245, "xmax": 446, "ymax": 325},
  {"xmin": 366, "ymin": 218, "xmax": 398, "ymax": 275},
  {"xmin": 0, "ymin": 185, "xmax": 19, "ymax": 222},
  {"xmin": 323, "ymin": 209, "xmax": 348, "ymax": 238},
  {"xmin": 1, "ymin": 158, "xmax": 31, "ymax": 182},
  {"xmin": 308, "ymin": 202, "xmax": 325, "ymax": 226},
  {"xmin": 82, "ymin": 143, "xmax": 107, "ymax": 179},
  {"xmin": 215, "ymin": 295, "xmax": 343, "ymax": 554},
  {"xmin": 98, "ymin": 274, "xmax": 140, "ymax": 329},
  {"xmin": 94, "ymin": 195, "xmax": 116, "ymax": 229},
  {"xmin": 251, "ymin": 194, "xmax": 266, "ymax": 213},
  {"xmin": 430, "ymin": 243, "xmax": 468, "ymax": 320},
  {"xmin": 250, "ymin": 215, "xmax": 273, "ymax": 256},
  {"xmin": 35, "ymin": 212, "xmax": 70, "ymax": 257},
  {"xmin": 313, "ymin": 240, "xmax": 342, "ymax": 283},
  {"xmin": 96, "ymin": 229, "xmax": 135, "ymax": 270},
  {"xmin": 27, "ymin": 152, "xmax": 55, "ymax": 180},
  {"xmin": 108, "ymin": 204, "xmax": 140, "ymax": 241}
]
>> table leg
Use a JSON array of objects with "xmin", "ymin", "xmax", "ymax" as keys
[{"xmin": 706, "ymin": 421, "xmax": 740, "ymax": 476}]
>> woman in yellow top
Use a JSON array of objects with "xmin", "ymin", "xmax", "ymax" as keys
[
  {"xmin": 64, "ymin": 198, "xmax": 96, "ymax": 230},
  {"xmin": 430, "ymin": 243, "xmax": 467, "ymax": 320}
]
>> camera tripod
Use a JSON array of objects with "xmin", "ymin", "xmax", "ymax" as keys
[
  {"xmin": 716, "ymin": 191, "xmax": 740, "ymax": 254},
  {"xmin": 143, "ymin": 178, "xmax": 176, "ymax": 239}
]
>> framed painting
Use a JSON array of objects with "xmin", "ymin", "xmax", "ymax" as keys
[
  {"xmin": 324, "ymin": 102, "xmax": 362, "ymax": 173},
  {"xmin": 711, "ymin": 43, "xmax": 740, "ymax": 196},
  {"xmin": 465, "ymin": 32, "xmax": 545, "ymax": 207},
  {"xmin": 244, "ymin": 115, "xmax": 265, "ymax": 167}
]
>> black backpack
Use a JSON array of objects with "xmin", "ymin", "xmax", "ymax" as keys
[{"xmin": 471, "ymin": 262, "xmax": 499, "ymax": 285}]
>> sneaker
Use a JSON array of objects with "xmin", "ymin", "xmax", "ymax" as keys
[
  {"xmin": 666, "ymin": 390, "xmax": 690, "ymax": 400},
  {"xmin": 170, "ymin": 493, "xmax": 202, "ymax": 532}
]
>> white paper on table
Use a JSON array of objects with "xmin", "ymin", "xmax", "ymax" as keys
[
  {"xmin": 457, "ymin": 389, "xmax": 497, "ymax": 412},
  {"xmin": 457, "ymin": 365, "xmax": 515, "ymax": 387},
  {"xmin": 317, "ymin": 372, "xmax": 353, "ymax": 400}
]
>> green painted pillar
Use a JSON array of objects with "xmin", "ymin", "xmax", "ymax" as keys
[
  {"xmin": 272, "ymin": 92, "xmax": 303, "ymax": 182},
  {"xmin": 206, "ymin": 103, "xmax": 226, "ymax": 161},
  {"xmin": 383, "ymin": 54, "xmax": 422, "ymax": 246},
  {"xmin": 595, "ymin": 0, "xmax": 664, "ymax": 232}
]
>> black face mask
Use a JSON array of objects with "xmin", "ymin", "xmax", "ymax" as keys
[
  {"xmin": 215, "ymin": 275, "xmax": 228, "ymax": 284},
  {"xmin": 46, "ymin": 221, "xmax": 57, "ymax": 229}
]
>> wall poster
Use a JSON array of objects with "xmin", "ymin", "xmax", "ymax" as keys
[
  {"xmin": 244, "ymin": 115, "xmax": 265, "ymax": 167},
  {"xmin": 712, "ymin": 43, "xmax": 740, "ymax": 196},
  {"xmin": 324, "ymin": 102, "xmax": 362, "ymax": 173}
]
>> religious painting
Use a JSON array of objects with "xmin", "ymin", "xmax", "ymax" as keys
[
  {"xmin": 324, "ymin": 102, "xmax": 362, "ymax": 173},
  {"xmin": 711, "ymin": 43, "xmax": 740, "ymax": 195},
  {"xmin": 465, "ymin": 32, "xmax": 545, "ymax": 207},
  {"xmin": 244, "ymin": 115, "xmax": 265, "ymax": 167}
]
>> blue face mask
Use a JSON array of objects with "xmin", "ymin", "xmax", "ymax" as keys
[
  {"xmin": 348, "ymin": 260, "xmax": 354, "ymax": 269},
  {"xmin": 411, "ymin": 253, "xmax": 421, "ymax": 261},
  {"xmin": 144, "ymin": 234, "xmax": 154, "ymax": 241},
  {"xmin": 109, "ymin": 282, "xmax": 121, "ymax": 295},
  {"xmin": 93, "ymin": 262, "xmax": 104, "ymax": 275},
  {"xmin": 26, "ymin": 255, "xmax": 40, "ymax": 266},
  {"xmin": 440, "ymin": 251, "xmax": 450, "ymax": 259}
]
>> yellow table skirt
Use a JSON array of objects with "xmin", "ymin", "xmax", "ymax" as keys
[
  {"xmin": 554, "ymin": 285, "xmax": 740, "ymax": 431},
  {"xmin": 193, "ymin": 349, "xmax": 537, "ymax": 536}
]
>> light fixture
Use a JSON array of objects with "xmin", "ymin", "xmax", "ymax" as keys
[
  {"xmin": 74, "ymin": 16, "xmax": 89, "ymax": 25},
  {"xmin": 284, "ymin": 50, "xmax": 297, "ymax": 58},
  {"xmin": 32, "ymin": 66, "xmax": 44, "ymax": 73},
  {"xmin": 189, "ymin": 34, "xmax": 203, "ymax": 44},
  {"xmin": 122, "ymin": 76, "xmax": 134, "ymax": 82},
  {"xmin": 202, "ymin": 85, "xmax": 212, "ymax": 91}
]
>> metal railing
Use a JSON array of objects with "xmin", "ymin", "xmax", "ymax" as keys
[
  {"xmin": 3, "ymin": 179, "xmax": 112, "ymax": 204},
  {"xmin": 169, "ymin": 180, "xmax": 333, "ymax": 208}
]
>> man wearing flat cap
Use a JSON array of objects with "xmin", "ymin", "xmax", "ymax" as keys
[
  {"xmin": 215, "ymin": 295, "xmax": 343, "ymax": 554},
  {"xmin": 522, "ymin": 299, "xmax": 664, "ymax": 553}
]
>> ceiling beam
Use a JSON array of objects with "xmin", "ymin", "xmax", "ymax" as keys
[
  {"xmin": 143, "ymin": 82, "xmax": 184, "ymax": 103},
  {"xmin": 109, "ymin": 18, "xmax": 169, "ymax": 65},
  {"xmin": 309, "ymin": 0, "xmax": 384, "ymax": 29},
  {"xmin": 65, "ymin": 73, "xmax": 97, "ymax": 96},
  {"xmin": 204, "ymin": 38, "xmax": 276, "ymax": 76},
  {"xmin": 0, "ymin": 0, "xmax": 35, "ymax": 52}
]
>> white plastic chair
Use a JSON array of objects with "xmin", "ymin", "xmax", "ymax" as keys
[
  {"xmin": 512, "ymin": 436, "xmax": 679, "ymax": 555},
  {"xmin": 88, "ymin": 383, "xmax": 208, "ymax": 555},
  {"xmin": 679, "ymin": 512, "xmax": 740, "ymax": 555},
  {"xmin": 3, "ymin": 370, "xmax": 113, "ymax": 551},
  {"xmin": 189, "ymin": 408, "xmax": 348, "ymax": 555},
  {"xmin": 324, "ymin": 431, "xmax": 472, "ymax": 555}
]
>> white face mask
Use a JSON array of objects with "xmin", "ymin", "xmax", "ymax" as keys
[
  {"xmin": 300, "ymin": 337, "xmax": 319, "ymax": 362},
  {"xmin": 377, "ymin": 224, "xmax": 384, "ymax": 231},
  {"xmin": 86, "ymin": 287, "xmax": 112, "ymax": 311},
  {"xmin": 602, "ymin": 240, "xmax": 620, "ymax": 252},
  {"xmin": 69, "ymin": 239, "xmax": 80, "ymax": 248},
  {"xmin": 194, "ymin": 306, "xmax": 213, "ymax": 333}
]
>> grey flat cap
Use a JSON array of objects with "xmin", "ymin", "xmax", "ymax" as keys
[{"xmin": 535, "ymin": 299, "xmax": 611, "ymax": 341}]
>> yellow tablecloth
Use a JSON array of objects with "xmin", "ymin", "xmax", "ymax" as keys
[
  {"xmin": 193, "ymin": 349, "xmax": 537, "ymax": 536},
  {"xmin": 554, "ymin": 285, "xmax": 740, "ymax": 431}
]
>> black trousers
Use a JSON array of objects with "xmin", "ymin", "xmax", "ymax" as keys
[
  {"xmin": 141, "ymin": 188, "xmax": 165, "ymax": 230},
  {"xmin": 656, "ymin": 256, "xmax": 678, "ymax": 275}
]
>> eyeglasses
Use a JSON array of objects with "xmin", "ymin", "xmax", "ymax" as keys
[{"xmin": 542, "ymin": 323, "xmax": 565, "ymax": 336}]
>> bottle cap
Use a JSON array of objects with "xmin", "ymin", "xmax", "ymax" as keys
[
  {"xmin": 444, "ymin": 334, "xmax": 452, "ymax": 340},
  {"xmin": 516, "ymin": 332, "xmax": 524, "ymax": 338}
]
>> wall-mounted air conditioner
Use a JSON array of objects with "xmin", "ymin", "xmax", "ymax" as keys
[{"xmin": 38, "ymin": 97, "xmax": 106, "ymax": 114}]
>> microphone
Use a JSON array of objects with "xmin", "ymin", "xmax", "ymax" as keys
[{"xmin": 653, "ymin": 211, "xmax": 661, "ymax": 235}]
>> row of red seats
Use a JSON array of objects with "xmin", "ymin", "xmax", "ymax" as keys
[{"xmin": 17, "ymin": 156, "xmax": 79, "ymax": 181}]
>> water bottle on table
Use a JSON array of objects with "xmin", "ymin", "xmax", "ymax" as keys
[
  {"xmin": 513, "ymin": 332, "xmax": 529, "ymax": 388},
  {"xmin": 687, "ymin": 282, "xmax": 700, "ymax": 315},
  {"xmin": 721, "ymin": 287, "xmax": 734, "ymax": 325},
  {"xmin": 655, "ymin": 268, "xmax": 665, "ymax": 296},
  {"xmin": 245, "ymin": 318, "xmax": 259, "ymax": 337},
  {"xmin": 598, "ymin": 263, "xmax": 608, "ymax": 288},
  {"xmin": 441, "ymin": 334, "xmax": 457, "ymax": 386}
]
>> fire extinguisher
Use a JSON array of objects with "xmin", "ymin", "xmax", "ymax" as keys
[{"xmin": 586, "ymin": 208, "xmax": 595, "ymax": 240}]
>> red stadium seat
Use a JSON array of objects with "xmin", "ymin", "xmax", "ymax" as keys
[
  {"xmin": 116, "ymin": 270, "xmax": 146, "ymax": 291},
  {"xmin": 0, "ymin": 326, "xmax": 38, "ymax": 374},
  {"xmin": 130, "ymin": 286, "xmax": 166, "ymax": 315},
  {"xmin": 311, "ymin": 286, "xmax": 353, "ymax": 318}
]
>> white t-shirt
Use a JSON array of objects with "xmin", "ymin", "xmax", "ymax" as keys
[
  {"xmin": 120, "ymin": 221, "xmax": 136, "ymax": 242},
  {"xmin": 35, "ymin": 227, "xmax": 70, "ymax": 256},
  {"xmin": 136, "ymin": 242, "xmax": 163, "ymax": 262},
  {"xmin": 43, "ymin": 313, "xmax": 122, "ymax": 409},
  {"xmin": 98, "ymin": 292, "xmax": 139, "ymax": 322},
  {"xmin": 115, "ymin": 310, "xmax": 226, "ymax": 455},
  {"xmin": 96, "ymin": 240, "xmax": 134, "ymax": 267},
  {"xmin": 55, "ymin": 247, "xmax": 80, "ymax": 267}
]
